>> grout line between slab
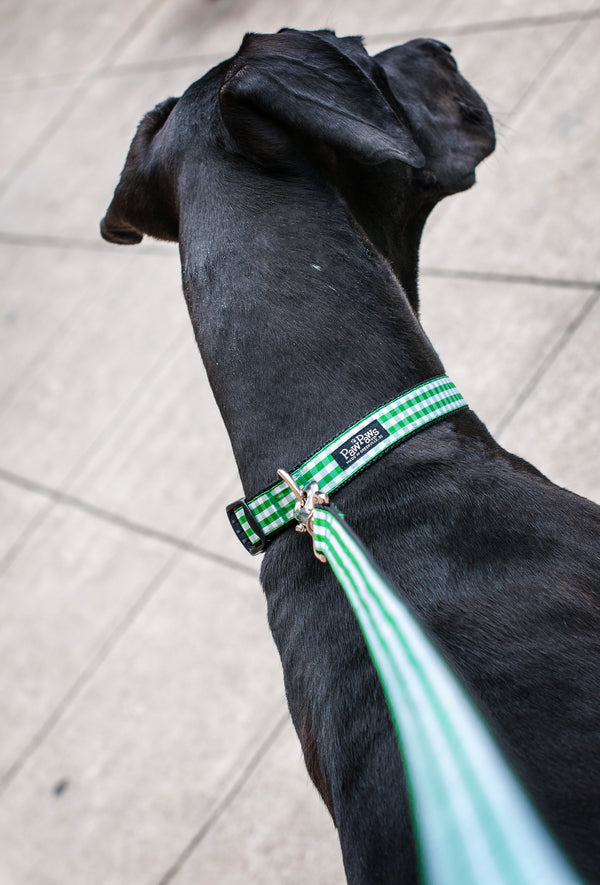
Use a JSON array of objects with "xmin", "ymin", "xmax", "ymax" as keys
[
  {"xmin": 101, "ymin": 0, "xmax": 172, "ymax": 69},
  {"xmin": 0, "ymin": 316, "xmax": 187, "ymax": 478},
  {"xmin": 1, "ymin": 230, "xmax": 597, "ymax": 292},
  {"xmin": 0, "ymin": 467, "xmax": 256, "ymax": 578},
  {"xmin": 52, "ymin": 327, "xmax": 188, "ymax": 480},
  {"xmin": 420, "ymin": 267, "xmax": 600, "ymax": 291},
  {"xmin": 66, "ymin": 7, "xmax": 600, "ymax": 78},
  {"xmin": 371, "ymin": 6, "xmax": 600, "ymax": 45},
  {"xmin": 494, "ymin": 288, "xmax": 600, "ymax": 437},
  {"xmin": 0, "ymin": 320, "xmax": 249, "ymax": 579},
  {"xmin": 103, "ymin": 52, "xmax": 227, "ymax": 78},
  {"xmin": 0, "ymin": 74, "xmax": 92, "ymax": 198},
  {"xmin": 0, "ymin": 71, "xmax": 87, "ymax": 94},
  {"xmin": 0, "ymin": 471, "xmax": 259, "ymax": 796},
  {"xmin": 420, "ymin": 7, "xmax": 596, "ymax": 238},
  {"xmin": 0, "ymin": 292, "xmax": 110, "ymax": 420},
  {"xmin": 156, "ymin": 712, "xmax": 290, "ymax": 885},
  {"xmin": 0, "ymin": 230, "xmax": 176, "ymax": 256},
  {"xmin": 0, "ymin": 0, "xmax": 170, "ymax": 201},
  {"xmin": 0, "ymin": 329, "xmax": 188, "ymax": 572},
  {"xmin": 2, "ymin": 8, "xmax": 598, "ymax": 92},
  {"xmin": 0, "ymin": 493, "xmax": 55, "ymax": 578},
  {"xmin": 507, "ymin": 14, "xmax": 592, "ymax": 121},
  {"xmin": 0, "ymin": 544, "xmax": 185, "ymax": 796}
]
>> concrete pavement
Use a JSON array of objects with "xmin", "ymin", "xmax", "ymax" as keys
[{"xmin": 0, "ymin": 1, "xmax": 598, "ymax": 882}]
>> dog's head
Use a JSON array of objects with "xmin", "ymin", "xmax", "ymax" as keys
[{"xmin": 101, "ymin": 28, "xmax": 494, "ymax": 304}]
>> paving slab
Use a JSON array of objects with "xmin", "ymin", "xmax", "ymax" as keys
[
  {"xmin": 0, "ymin": 550, "xmax": 286, "ymax": 885},
  {"xmin": 116, "ymin": 0, "xmax": 448, "ymax": 68},
  {"xmin": 199, "ymin": 475, "xmax": 263, "ymax": 575},
  {"xmin": 71, "ymin": 329, "xmax": 239, "ymax": 542},
  {"xmin": 0, "ymin": 0, "xmax": 155, "ymax": 81},
  {"xmin": 2, "ymin": 11, "xmax": 586, "ymax": 248},
  {"xmin": 0, "ymin": 478, "xmax": 48, "ymax": 565},
  {"xmin": 0, "ymin": 2, "xmax": 598, "ymax": 884},
  {"xmin": 0, "ymin": 244, "xmax": 121, "ymax": 405},
  {"xmin": 0, "ymin": 82, "xmax": 82, "ymax": 185},
  {"xmin": 0, "ymin": 250, "xmax": 186, "ymax": 489},
  {"xmin": 437, "ymin": 0, "xmax": 598, "ymax": 28},
  {"xmin": 0, "ymin": 64, "xmax": 207, "ymax": 242},
  {"xmin": 498, "ymin": 292, "xmax": 600, "ymax": 502},
  {"xmin": 421, "ymin": 17, "xmax": 600, "ymax": 283},
  {"xmin": 419, "ymin": 275, "xmax": 591, "ymax": 431},
  {"xmin": 171, "ymin": 719, "xmax": 345, "ymax": 885},
  {"xmin": 0, "ymin": 501, "xmax": 172, "ymax": 783}
]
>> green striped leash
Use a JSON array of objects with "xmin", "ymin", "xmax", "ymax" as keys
[
  {"xmin": 227, "ymin": 375, "xmax": 582, "ymax": 885},
  {"xmin": 309, "ymin": 504, "xmax": 585, "ymax": 885},
  {"xmin": 227, "ymin": 375, "xmax": 466, "ymax": 553},
  {"xmin": 227, "ymin": 375, "xmax": 586, "ymax": 883}
]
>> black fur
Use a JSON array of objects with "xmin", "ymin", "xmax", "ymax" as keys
[{"xmin": 101, "ymin": 29, "xmax": 600, "ymax": 884}]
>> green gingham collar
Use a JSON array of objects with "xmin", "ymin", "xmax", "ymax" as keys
[{"xmin": 227, "ymin": 375, "xmax": 467, "ymax": 554}]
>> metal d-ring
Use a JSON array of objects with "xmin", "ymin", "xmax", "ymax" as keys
[
  {"xmin": 277, "ymin": 468, "xmax": 329, "ymax": 562},
  {"xmin": 277, "ymin": 469, "xmax": 305, "ymax": 508}
]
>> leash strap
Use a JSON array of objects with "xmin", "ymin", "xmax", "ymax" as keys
[
  {"xmin": 312, "ymin": 505, "xmax": 584, "ymax": 885},
  {"xmin": 227, "ymin": 375, "xmax": 466, "ymax": 553}
]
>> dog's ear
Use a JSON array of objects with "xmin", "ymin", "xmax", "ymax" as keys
[
  {"xmin": 374, "ymin": 39, "xmax": 495, "ymax": 194},
  {"xmin": 100, "ymin": 97, "xmax": 180, "ymax": 245},
  {"xmin": 219, "ymin": 31, "xmax": 425, "ymax": 169}
]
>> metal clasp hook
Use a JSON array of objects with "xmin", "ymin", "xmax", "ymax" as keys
[{"xmin": 277, "ymin": 469, "xmax": 329, "ymax": 562}]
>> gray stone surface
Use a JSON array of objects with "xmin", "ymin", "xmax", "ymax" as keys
[
  {"xmin": 0, "ymin": 0, "xmax": 153, "ymax": 79},
  {"xmin": 171, "ymin": 719, "xmax": 345, "ymax": 885},
  {"xmin": 0, "ymin": 477, "xmax": 47, "ymax": 565},
  {"xmin": 0, "ymin": 85, "xmax": 80, "ymax": 185},
  {"xmin": 117, "ymin": 0, "xmax": 447, "ymax": 67},
  {"xmin": 0, "ymin": 245, "xmax": 131, "ymax": 402},
  {"xmin": 0, "ymin": 551, "xmax": 286, "ymax": 885},
  {"xmin": 421, "ymin": 18, "xmax": 600, "ymax": 282},
  {"xmin": 0, "ymin": 503, "xmax": 171, "ymax": 782},
  {"xmin": 438, "ymin": 0, "xmax": 598, "ymax": 27},
  {"xmin": 0, "ymin": 1, "xmax": 598, "ymax": 883},
  {"xmin": 419, "ymin": 275, "xmax": 591, "ymax": 431},
  {"xmin": 0, "ymin": 252, "xmax": 186, "ymax": 487},
  {"xmin": 498, "ymin": 293, "xmax": 600, "ymax": 501},
  {"xmin": 71, "ymin": 334, "xmax": 238, "ymax": 542},
  {"xmin": 0, "ymin": 66, "xmax": 204, "ymax": 240}
]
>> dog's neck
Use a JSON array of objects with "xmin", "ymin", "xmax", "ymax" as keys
[
  {"xmin": 327, "ymin": 157, "xmax": 436, "ymax": 315},
  {"xmin": 179, "ymin": 167, "xmax": 443, "ymax": 497}
]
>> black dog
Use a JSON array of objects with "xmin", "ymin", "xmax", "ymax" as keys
[{"xmin": 101, "ymin": 29, "xmax": 600, "ymax": 884}]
